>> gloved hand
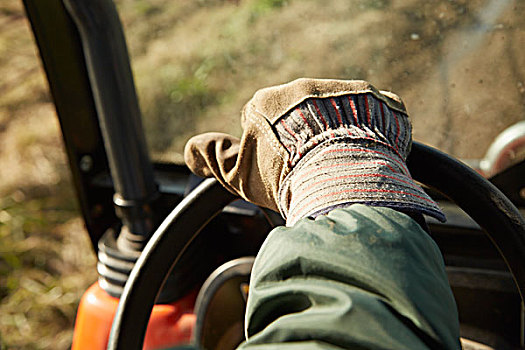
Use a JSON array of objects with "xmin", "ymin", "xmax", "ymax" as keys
[{"xmin": 184, "ymin": 78, "xmax": 444, "ymax": 226}]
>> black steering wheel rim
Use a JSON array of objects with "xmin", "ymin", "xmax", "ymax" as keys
[{"xmin": 107, "ymin": 142, "xmax": 525, "ymax": 350}]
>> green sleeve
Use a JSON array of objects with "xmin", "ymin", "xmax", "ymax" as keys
[{"xmin": 238, "ymin": 204, "xmax": 460, "ymax": 350}]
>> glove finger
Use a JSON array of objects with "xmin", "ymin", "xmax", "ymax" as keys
[{"xmin": 184, "ymin": 132, "xmax": 241, "ymax": 194}]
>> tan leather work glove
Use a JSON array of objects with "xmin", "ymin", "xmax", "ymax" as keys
[{"xmin": 184, "ymin": 78, "xmax": 444, "ymax": 226}]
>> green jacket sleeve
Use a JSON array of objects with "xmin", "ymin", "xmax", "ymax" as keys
[{"xmin": 238, "ymin": 204, "xmax": 460, "ymax": 350}]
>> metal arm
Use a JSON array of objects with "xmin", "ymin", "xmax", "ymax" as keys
[{"xmin": 63, "ymin": 0, "xmax": 158, "ymax": 250}]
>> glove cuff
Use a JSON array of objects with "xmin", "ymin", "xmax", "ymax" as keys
[
  {"xmin": 279, "ymin": 138, "xmax": 445, "ymax": 226},
  {"xmin": 273, "ymin": 91, "xmax": 444, "ymax": 226}
]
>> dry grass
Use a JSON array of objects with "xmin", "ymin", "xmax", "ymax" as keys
[
  {"xmin": 0, "ymin": 2, "xmax": 96, "ymax": 349},
  {"xmin": 1, "ymin": 0, "xmax": 524, "ymax": 348},
  {"xmin": 127, "ymin": 0, "xmax": 525, "ymax": 162}
]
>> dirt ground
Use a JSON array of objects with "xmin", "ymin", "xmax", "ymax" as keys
[
  {"xmin": 127, "ymin": 0, "xmax": 525, "ymax": 161},
  {"xmin": 0, "ymin": 0, "xmax": 524, "ymax": 348}
]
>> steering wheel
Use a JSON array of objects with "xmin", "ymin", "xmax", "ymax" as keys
[{"xmin": 107, "ymin": 142, "xmax": 525, "ymax": 350}]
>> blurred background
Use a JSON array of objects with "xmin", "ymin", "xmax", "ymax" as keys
[{"xmin": 0, "ymin": 0, "xmax": 524, "ymax": 348}]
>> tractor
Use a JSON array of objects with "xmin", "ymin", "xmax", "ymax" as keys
[{"xmin": 20, "ymin": 0, "xmax": 525, "ymax": 349}]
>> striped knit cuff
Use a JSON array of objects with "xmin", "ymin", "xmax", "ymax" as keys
[
  {"xmin": 273, "ymin": 92, "xmax": 445, "ymax": 226},
  {"xmin": 279, "ymin": 138, "xmax": 445, "ymax": 226},
  {"xmin": 274, "ymin": 93, "xmax": 411, "ymax": 169}
]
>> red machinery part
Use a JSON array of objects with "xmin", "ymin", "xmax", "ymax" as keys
[{"xmin": 72, "ymin": 282, "xmax": 197, "ymax": 349}]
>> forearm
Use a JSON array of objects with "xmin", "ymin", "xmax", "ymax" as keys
[{"xmin": 239, "ymin": 205, "xmax": 460, "ymax": 350}]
